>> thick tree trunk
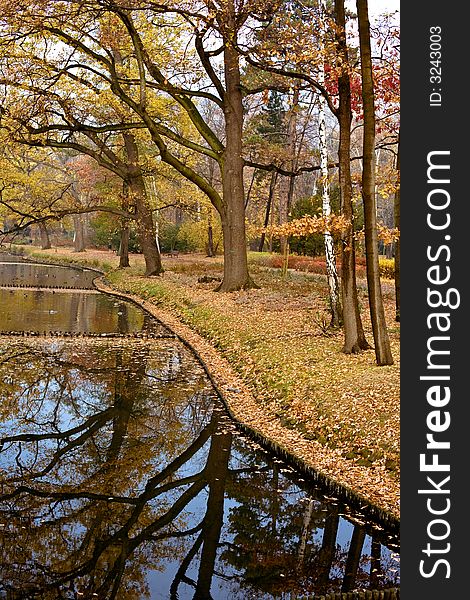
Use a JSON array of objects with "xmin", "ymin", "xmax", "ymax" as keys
[
  {"xmin": 129, "ymin": 175, "xmax": 163, "ymax": 277},
  {"xmin": 123, "ymin": 133, "xmax": 163, "ymax": 276},
  {"xmin": 335, "ymin": 0, "xmax": 370, "ymax": 353},
  {"xmin": 194, "ymin": 427, "xmax": 232, "ymax": 598},
  {"xmin": 219, "ymin": 207, "xmax": 256, "ymax": 290},
  {"xmin": 394, "ymin": 133, "xmax": 400, "ymax": 322},
  {"xmin": 317, "ymin": 505, "xmax": 340, "ymax": 594},
  {"xmin": 73, "ymin": 214, "xmax": 86, "ymax": 252},
  {"xmin": 341, "ymin": 525, "xmax": 366, "ymax": 592},
  {"xmin": 118, "ymin": 223, "xmax": 130, "ymax": 268},
  {"xmin": 39, "ymin": 222, "xmax": 51, "ymax": 250},
  {"xmin": 357, "ymin": 0, "xmax": 393, "ymax": 365},
  {"xmin": 217, "ymin": 34, "xmax": 256, "ymax": 291}
]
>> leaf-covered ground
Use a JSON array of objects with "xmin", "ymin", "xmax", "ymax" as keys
[{"xmin": 15, "ymin": 247, "xmax": 400, "ymax": 519}]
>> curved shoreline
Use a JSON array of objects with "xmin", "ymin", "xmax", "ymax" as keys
[
  {"xmin": 1, "ymin": 250, "xmax": 399, "ymax": 528},
  {"xmin": 94, "ymin": 276, "xmax": 399, "ymax": 530}
]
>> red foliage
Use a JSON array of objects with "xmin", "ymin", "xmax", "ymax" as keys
[{"xmin": 267, "ymin": 255, "xmax": 367, "ymax": 278}]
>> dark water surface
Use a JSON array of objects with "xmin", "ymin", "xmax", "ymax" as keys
[
  {"xmin": 0, "ymin": 288, "xmax": 169, "ymax": 336},
  {"xmin": 0, "ymin": 261, "xmax": 98, "ymax": 289},
  {"xmin": 0, "ymin": 260, "xmax": 400, "ymax": 599},
  {"xmin": 0, "ymin": 255, "xmax": 169, "ymax": 336}
]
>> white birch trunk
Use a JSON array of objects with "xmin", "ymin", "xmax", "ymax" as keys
[
  {"xmin": 297, "ymin": 498, "xmax": 314, "ymax": 570},
  {"xmin": 319, "ymin": 0, "xmax": 341, "ymax": 326},
  {"xmin": 147, "ymin": 175, "xmax": 161, "ymax": 254}
]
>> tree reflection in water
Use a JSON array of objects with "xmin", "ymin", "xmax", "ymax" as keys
[{"xmin": 0, "ymin": 339, "xmax": 399, "ymax": 599}]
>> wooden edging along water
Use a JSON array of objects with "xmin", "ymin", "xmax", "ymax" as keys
[
  {"xmin": 0, "ymin": 255, "xmax": 401, "ymax": 595},
  {"xmin": 92, "ymin": 276, "xmax": 400, "ymax": 539},
  {"xmin": 0, "ymin": 251, "xmax": 400, "ymax": 535}
]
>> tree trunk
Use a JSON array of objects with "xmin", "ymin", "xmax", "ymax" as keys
[
  {"xmin": 129, "ymin": 174, "xmax": 163, "ymax": 277},
  {"xmin": 123, "ymin": 133, "xmax": 163, "ymax": 276},
  {"xmin": 317, "ymin": 505, "xmax": 340, "ymax": 594},
  {"xmin": 39, "ymin": 222, "xmax": 51, "ymax": 250},
  {"xmin": 194, "ymin": 427, "xmax": 232, "ymax": 598},
  {"xmin": 394, "ymin": 132, "xmax": 400, "ymax": 322},
  {"xmin": 206, "ymin": 213, "xmax": 215, "ymax": 257},
  {"xmin": 370, "ymin": 535, "xmax": 382, "ymax": 588},
  {"xmin": 341, "ymin": 525, "xmax": 366, "ymax": 592},
  {"xmin": 118, "ymin": 223, "xmax": 130, "ymax": 268},
  {"xmin": 258, "ymin": 171, "xmax": 277, "ymax": 252},
  {"xmin": 217, "ymin": 31, "xmax": 256, "ymax": 291},
  {"xmin": 318, "ymin": 3, "xmax": 342, "ymax": 327},
  {"xmin": 119, "ymin": 181, "xmax": 130, "ymax": 268},
  {"xmin": 297, "ymin": 498, "xmax": 314, "ymax": 571},
  {"xmin": 73, "ymin": 214, "xmax": 86, "ymax": 252},
  {"xmin": 280, "ymin": 86, "xmax": 299, "ymax": 256},
  {"xmin": 357, "ymin": 0, "xmax": 393, "ymax": 365},
  {"xmin": 335, "ymin": 0, "xmax": 370, "ymax": 353},
  {"xmin": 245, "ymin": 168, "xmax": 257, "ymax": 210}
]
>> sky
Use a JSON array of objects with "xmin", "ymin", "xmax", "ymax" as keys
[
  {"xmin": 369, "ymin": 0, "xmax": 400, "ymax": 12},
  {"xmin": 368, "ymin": 0, "xmax": 399, "ymax": 16},
  {"xmin": 348, "ymin": 0, "xmax": 400, "ymax": 17}
]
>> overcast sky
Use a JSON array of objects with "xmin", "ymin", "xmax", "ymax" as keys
[
  {"xmin": 347, "ymin": 0, "xmax": 399, "ymax": 17},
  {"xmin": 368, "ymin": 0, "xmax": 399, "ymax": 16}
]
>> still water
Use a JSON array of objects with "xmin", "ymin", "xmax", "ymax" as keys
[
  {"xmin": 0, "ymin": 260, "xmax": 400, "ymax": 599},
  {"xmin": 0, "ymin": 261, "xmax": 98, "ymax": 289},
  {"xmin": 0, "ymin": 288, "xmax": 170, "ymax": 336}
]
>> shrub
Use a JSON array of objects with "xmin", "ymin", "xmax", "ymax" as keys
[
  {"xmin": 379, "ymin": 258, "xmax": 395, "ymax": 279},
  {"xmin": 250, "ymin": 251, "xmax": 394, "ymax": 280},
  {"xmin": 159, "ymin": 218, "xmax": 223, "ymax": 254},
  {"xmin": 90, "ymin": 212, "xmax": 141, "ymax": 252}
]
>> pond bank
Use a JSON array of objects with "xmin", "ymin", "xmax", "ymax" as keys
[
  {"xmin": 95, "ymin": 277, "xmax": 399, "ymax": 527},
  {"xmin": 7, "ymin": 246, "xmax": 400, "ymax": 523}
]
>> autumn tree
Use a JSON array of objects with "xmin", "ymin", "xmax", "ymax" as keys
[
  {"xmin": 356, "ymin": 0, "xmax": 393, "ymax": 365},
  {"xmin": 318, "ymin": 0, "xmax": 341, "ymax": 326},
  {"xmin": 0, "ymin": 17, "xmax": 166, "ymax": 275},
  {"xmin": 233, "ymin": 0, "xmax": 370, "ymax": 350},
  {"xmin": 331, "ymin": 0, "xmax": 370, "ymax": 352},
  {"xmin": 2, "ymin": 0, "xmax": 272, "ymax": 289},
  {"xmin": 394, "ymin": 132, "xmax": 400, "ymax": 321},
  {"xmin": 0, "ymin": 142, "xmax": 74, "ymax": 242}
]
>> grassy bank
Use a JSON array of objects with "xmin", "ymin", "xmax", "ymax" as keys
[{"xmin": 12, "ymin": 245, "xmax": 400, "ymax": 517}]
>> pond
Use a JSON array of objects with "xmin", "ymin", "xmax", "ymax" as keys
[
  {"xmin": 0, "ymin": 260, "xmax": 98, "ymax": 289},
  {"xmin": 0, "ymin": 288, "xmax": 170, "ymax": 336},
  {"xmin": 0, "ymin": 258, "xmax": 400, "ymax": 599}
]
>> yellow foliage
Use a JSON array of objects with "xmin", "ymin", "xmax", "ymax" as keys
[{"xmin": 379, "ymin": 258, "xmax": 395, "ymax": 279}]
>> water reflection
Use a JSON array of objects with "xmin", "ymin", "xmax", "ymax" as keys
[
  {"xmin": 0, "ymin": 289, "xmax": 170, "ymax": 336},
  {"xmin": 0, "ymin": 340, "xmax": 399, "ymax": 599},
  {"xmin": 0, "ymin": 261, "xmax": 97, "ymax": 289}
]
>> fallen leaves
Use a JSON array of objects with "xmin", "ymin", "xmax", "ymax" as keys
[
  {"xmin": 100, "ymin": 269, "xmax": 399, "ymax": 519},
  {"xmin": 22, "ymin": 247, "xmax": 400, "ymax": 519}
]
